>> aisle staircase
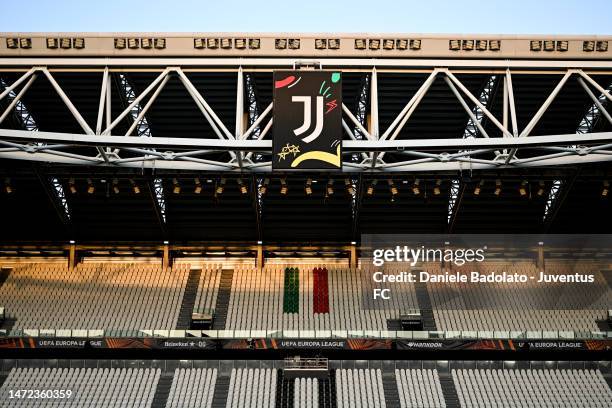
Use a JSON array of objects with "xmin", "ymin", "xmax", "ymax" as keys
[
  {"xmin": 212, "ymin": 268, "xmax": 234, "ymax": 329},
  {"xmin": 175, "ymin": 269, "xmax": 202, "ymax": 329},
  {"xmin": 414, "ymin": 282, "xmax": 438, "ymax": 330},
  {"xmin": 439, "ymin": 373, "xmax": 460, "ymax": 408},
  {"xmin": 151, "ymin": 372, "xmax": 174, "ymax": 408}
]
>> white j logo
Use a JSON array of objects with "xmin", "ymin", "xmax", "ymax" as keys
[{"xmin": 292, "ymin": 95, "xmax": 324, "ymax": 143}]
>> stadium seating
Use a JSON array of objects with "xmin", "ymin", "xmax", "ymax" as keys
[
  {"xmin": 0, "ymin": 263, "xmax": 190, "ymax": 330},
  {"xmin": 223, "ymin": 264, "xmax": 417, "ymax": 330},
  {"xmin": 225, "ymin": 368, "xmax": 277, "ymax": 408},
  {"xmin": 395, "ymin": 368, "xmax": 445, "ymax": 408},
  {"xmin": 425, "ymin": 261, "xmax": 610, "ymax": 331},
  {"xmin": 0, "ymin": 261, "xmax": 607, "ymax": 331},
  {"xmin": 294, "ymin": 377, "xmax": 318, "ymax": 408},
  {"xmin": 335, "ymin": 368, "xmax": 386, "ymax": 408},
  {"xmin": 453, "ymin": 368, "xmax": 612, "ymax": 407},
  {"xmin": 0, "ymin": 367, "xmax": 159, "ymax": 407},
  {"xmin": 166, "ymin": 368, "xmax": 217, "ymax": 408}
]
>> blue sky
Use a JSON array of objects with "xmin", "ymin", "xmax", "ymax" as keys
[{"xmin": 1, "ymin": 0, "xmax": 611, "ymax": 34}]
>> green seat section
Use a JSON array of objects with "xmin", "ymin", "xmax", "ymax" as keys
[{"xmin": 283, "ymin": 267, "xmax": 299, "ymax": 314}]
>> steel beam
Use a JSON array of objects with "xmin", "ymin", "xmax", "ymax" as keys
[{"xmin": 3, "ymin": 58, "xmax": 612, "ymax": 69}]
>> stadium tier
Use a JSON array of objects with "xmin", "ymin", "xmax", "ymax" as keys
[
  {"xmin": 0, "ymin": 360, "xmax": 610, "ymax": 408},
  {"xmin": 0, "ymin": 262, "xmax": 609, "ymax": 332}
]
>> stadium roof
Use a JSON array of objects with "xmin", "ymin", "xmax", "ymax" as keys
[{"xmin": 0, "ymin": 33, "xmax": 610, "ymax": 243}]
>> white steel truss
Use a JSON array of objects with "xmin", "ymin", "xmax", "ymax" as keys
[
  {"xmin": 542, "ymin": 79, "xmax": 612, "ymax": 221},
  {"xmin": 0, "ymin": 64, "xmax": 612, "ymax": 173},
  {"xmin": 0, "ymin": 74, "xmax": 72, "ymax": 221}
]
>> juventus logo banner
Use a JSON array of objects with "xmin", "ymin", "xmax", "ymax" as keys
[{"xmin": 273, "ymin": 71, "xmax": 342, "ymax": 170}]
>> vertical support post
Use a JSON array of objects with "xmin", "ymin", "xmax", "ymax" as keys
[
  {"xmin": 369, "ymin": 68, "xmax": 379, "ymax": 165},
  {"xmin": 537, "ymin": 241, "xmax": 545, "ymax": 272},
  {"xmin": 256, "ymin": 242, "xmax": 264, "ymax": 271},
  {"xmin": 369, "ymin": 68, "xmax": 379, "ymax": 139},
  {"xmin": 68, "ymin": 241, "xmax": 77, "ymax": 271},
  {"xmin": 349, "ymin": 242, "xmax": 358, "ymax": 269},
  {"xmin": 163, "ymin": 241, "xmax": 171, "ymax": 269},
  {"xmin": 235, "ymin": 67, "xmax": 245, "ymax": 165}
]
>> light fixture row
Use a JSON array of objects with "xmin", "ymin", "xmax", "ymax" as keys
[
  {"xmin": 114, "ymin": 38, "xmax": 166, "ymax": 50},
  {"xmin": 449, "ymin": 39, "xmax": 501, "ymax": 51},
  {"xmin": 4, "ymin": 38, "xmax": 609, "ymax": 53}
]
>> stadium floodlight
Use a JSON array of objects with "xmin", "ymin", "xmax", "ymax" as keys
[
  {"xmin": 388, "ymin": 179, "xmax": 398, "ymax": 196},
  {"xmin": 354, "ymin": 39, "xmax": 366, "ymax": 50},
  {"xmin": 238, "ymin": 178, "xmax": 248, "ymax": 194},
  {"xmin": 259, "ymin": 178, "xmax": 269, "ymax": 195},
  {"xmin": 248, "ymin": 38, "xmax": 260, "ymax": 49},
  {"xmin": 128, "ymin": 38, "xmax": 140, "ymax": 49},
  {"xmin": 369, "ymin": 39, "xmax": 381, "ymax": 50},
  {"xmin": 326, "ymin": 179, "xmax": 334, "ymax": 196},
  {"xmin": 345, "ymin": 178, "xmax": 355, "ymax": 195},
  {"xmin": 583, "ymin": 41, "xmax": 595, "ymax": 52},
  {"xmin": 275, "ymin": 39, "xmax": 287, "ymax": 50},
  {"xmin": 383, "ymin": 39, "xmax": 394, "ymax": 50},
  {"xmin": 112, "ymin": 178, "xmax": 120, "ymax": 194},
  {"xmin": 6, "ymin": 38, "xmax": 18, "ymax": 49},
  {"xmin": 603, "ymin": 181, "xmax": 610, "ymax": 197},
  {"xmin": 597, "ymin": 41, "xmax": 609, "ymax": 52},
  {"xmin": 46, "ymin": 38, "xmax": 58, "ymax": 49},
  {"xmin": 433, "ymin": 179, "xmax": 442, "ymax": 195},
  {"xmin": 328, "ymin": 39, "xmax": 340, "ymax": 49},
  {"xmin": 19, "ymin": 38, "xmax": 32, "ymax": 49},
  {"xmin": 87, "ymin": 178, "xmax": 95, "ymax": 194},
  {"xmin": 519, "ymin": 180, "xmax": 528, "ymax": 197},
  {"xmin": 366, "ymin": 180, "xmax": 377, "ymax": 196},
  {"xmin": 537, "ymin": 181, "xmax": 545, "ymax": 196},
  {"xmin": 396, "ymin": 39, "xmax": 408, "ymax": 50},
  {"xmin": 280, "ymin": 178, "xmax": 288, "ymax": 195},
  {"xmin": 494, "ymin": 179, "xmax": 502, "ymax": 196},
  {"xmin": 557, "ymin": 41, "xmax": 569, "ymax": 52},
  {"xmin": 216, "ymin": 178, "xmax": 226, "ymax": 195},
  {"xmin": 59, "ymin": 38, "xmax": 71, "ymax": 49},
  {"xmin": 449, "ymin": 40, "xmax": 461, "ymax": 50},
  {"xmin": 193, "ymin": 38, "xmax": 205, "ymax": 49},
  {"xmin": 172, "ymin": 178, "xmax": 181, "ymax": 194},
  {"xmin": 141, "ymin": 38, "xmax": 153, "ymax": 49},
  {"xmin": 221, "ymin": 38, "xmax": 232, "ymax": 49},
  {"xmin": 543, "ymin": 40, "xmax": 555, "ymax": 51},
  {"xmin": 489, "ymin": 40, "xmax": 501, "ymax": 51},
  {"xmin": 305, "ymin": 178, "xmax": 313, "ymax": 195},
  {"xmin": 476, "ymin": 40, "xmax": 487, "ymax": 51},
  {"xmin": 73, "ymin": 38, "xmax": 85, "ymax": 49},
  {"xmin": 114, "ymin": 38, "xmax": 126, "ymax": 49},
  {"xmin": 3, "ymin": 178, "xmax": 12, "ymax": 194},
  {"xmin": 207, "ymin": 38, "xmax": 219, "ymax": 49},
  {"xmin": 288, "ymin": 39, "xmax": 300, "ymax": 49},
  {"xmin": 462, "ymin": 40, "xmax": 475, "ymax": 51},
  {"xmin": 409, "ymin": 39, "xmax": 422, "ymax": 50},
  {"xmin": 234, "ymin": 38, "xmax": 246, "ymax": 49},
  {"xmin": 412, "ymin": 179, "xmax": 421, "ymax": 195},
  {"xmin": 194, "ymin": 178, "xmax": 202, "ymax": 194},
  {"xmin": 315, "ymin": 39, "xmax": 327, "ymax": 50},
  {"xmin": 68, "ymin": 178, "xmax": 77, "ymax": 194},
  {"xmin": 474, "ymin": 180, "xmax": 484, "ymax": 196},
  {"xmin": 530, "ymin": 40, "xmax": 542, "ymax": 51},
  {"xmin": 130, "ymin": 179, "xmax": 140, "ymax": 194},
  {"xmin": 154, "ymin": 38, "xmax": 166, "ymax": 49}
]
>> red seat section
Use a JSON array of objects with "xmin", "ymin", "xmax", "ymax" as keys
[{"xmin": 313, "ymin": 267, "xmax": 330, "ymax": 314}]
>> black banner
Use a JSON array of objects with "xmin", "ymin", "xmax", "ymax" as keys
[
  {"xmin": 0, "ymin": 337, "xmax": 610, "ymax": 352},
  {"xmin": 273, "ymin": 70, "xmax": 342, "ymax": 170}
]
